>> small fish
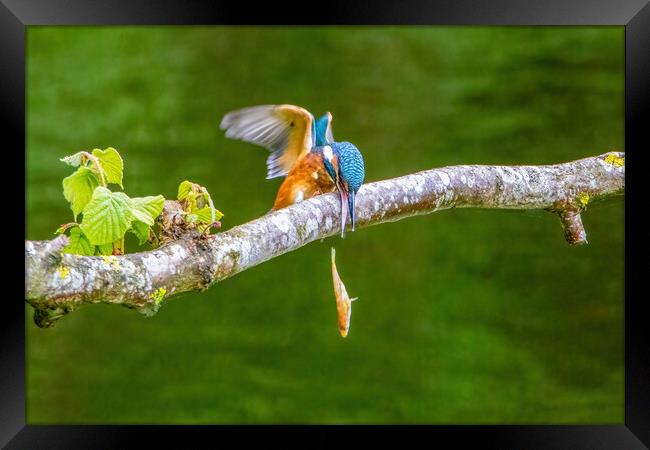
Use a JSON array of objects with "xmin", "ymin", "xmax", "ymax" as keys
[{"xmin": 331, "ymin": 247, "xmax": 358, "ymax": 338}]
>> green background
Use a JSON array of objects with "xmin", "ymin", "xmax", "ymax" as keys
[{"xmin": 26, "ymin": 26, "xmax": 624, "ymax": 423}]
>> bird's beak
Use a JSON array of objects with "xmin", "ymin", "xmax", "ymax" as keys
[
  {"xmin": 336, "ymin": 182, "xmax": 349, "ymax": 238},
  {"xmin": 348, "ymin": 190, "xmax": 356, "ymax": 233}
]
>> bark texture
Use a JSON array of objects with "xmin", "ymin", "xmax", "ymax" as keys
[{"xmin": 25, "ymin": 152, "xmax": 625, "ymax": 327}]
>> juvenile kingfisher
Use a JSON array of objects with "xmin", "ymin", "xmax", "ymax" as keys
[{"xmin": 220, "ymin": 104, "xmax": 365, "ymax": 237}]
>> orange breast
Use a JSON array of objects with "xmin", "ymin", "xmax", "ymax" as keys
[{"xmin": 272, "ymin": 153, "xmax": 335, "ymax": 210}]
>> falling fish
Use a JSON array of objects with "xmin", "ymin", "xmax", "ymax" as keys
[{"xmin": 331, "ymin": 247, "xmax": 358, "ymax": 338}]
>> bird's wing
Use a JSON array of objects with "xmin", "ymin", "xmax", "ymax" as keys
[{"xmin": 220, "ymin": 104, "xmax": 314, "ymax": 179}]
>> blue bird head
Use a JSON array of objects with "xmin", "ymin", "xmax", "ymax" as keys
[
  {"xmin": 314, "ymin": 112, "xmax": 333, "ymax": 147},
  {"xmin": 320, "ymin": 141, "xmax": 365, "ymax": 237}
]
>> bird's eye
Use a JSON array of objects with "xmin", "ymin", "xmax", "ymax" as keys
[{"xmin": 289, "ymin": 121, "xmax": 294, "ymax": 127}]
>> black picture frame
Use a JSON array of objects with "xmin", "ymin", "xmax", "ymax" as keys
[{"xmin": 8, "ymin": 0, "xmax": 646, "ymax": 447}]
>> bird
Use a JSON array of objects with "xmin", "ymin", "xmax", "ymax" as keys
[{"xmin": 220, "ymin": 104, "xmax": 365, "ymax": 237}]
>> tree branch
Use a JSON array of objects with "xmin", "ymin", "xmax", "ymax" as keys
[{"xmin": 25, "ymin": 152, "xmax": 625, "ymax": 327}]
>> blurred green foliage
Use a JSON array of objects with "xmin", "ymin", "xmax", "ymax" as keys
[{"xmin": 26, "ymin": 26, "xmax": 624, "ymax": 423}]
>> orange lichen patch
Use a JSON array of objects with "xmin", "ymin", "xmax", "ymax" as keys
[
  {"xmin": 101, "ymin": 255, "xmax": 121, "ymax": 271},
  {"xmin": 603, "ymin": 153, "xmax": 625, "ymax": 167},
  {"xmin": 150, "ymin": 287, "xmax": 167, "ymax": 304},
  {"xmin": 57, "ymin": 265, "xmax": 70, "ymax": 279},
  {"xmin": 331, "ymin": 248, "xmax": 358, "ymax": 338},
  {"xmin": 577, "ymin": 192, "xmax": 590, "ymax": 209}
]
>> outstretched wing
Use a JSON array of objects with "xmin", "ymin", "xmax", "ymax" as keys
[{"xmin": 220, "ymin": 104, "xmax": 315, "ymax": 179}]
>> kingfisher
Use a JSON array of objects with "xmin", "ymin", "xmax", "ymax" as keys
[{"xmin": 220, "ymin": 104, "xmax": 365, "ymax": 237}]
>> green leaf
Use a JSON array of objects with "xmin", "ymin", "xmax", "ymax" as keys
[
  {"xmin": 194, "ymin": 206, "xmax": 223, "ymax": 224},
  {"xmin": 177, "ymin": 180, "xmax": 223, "ymax": 232},
  {"xmin": 92, "ymin": 147, "xmax": 124, "ymax": 188},
  {"xmin": 131, "ymin": 195, "xmax": 165, "ymax": 226},
  {"xmin": 131, "ymin": 209, "xmax": 153, "ymax": 225},
  {"xmin": 60, "ymin": 151, "xmax": 86, "ymax": 167},
  {"xmin": 62, "ymin": 166, "xmax": 100, "ymax": 220},
  {"xmin": 95, "ymin": 242, "xmax": 114, "ymax": 256},
  {"xmin": 177, "ymin": 180, "xmax": 194, "ymax": 201},
  {"xmin": 63, "ymin": 228, "xmax": 95, "ymax": 256},
  {"xmin": 80, "ymin": 187, "xmax": 133, "ymax": 245},
  {"xmin": 130, "ymin": 221, "xmax": 151, "ymax": 245},
  {"xmin": 194, "ymin": 206, "xmax": 212, "ymax": 223}
]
